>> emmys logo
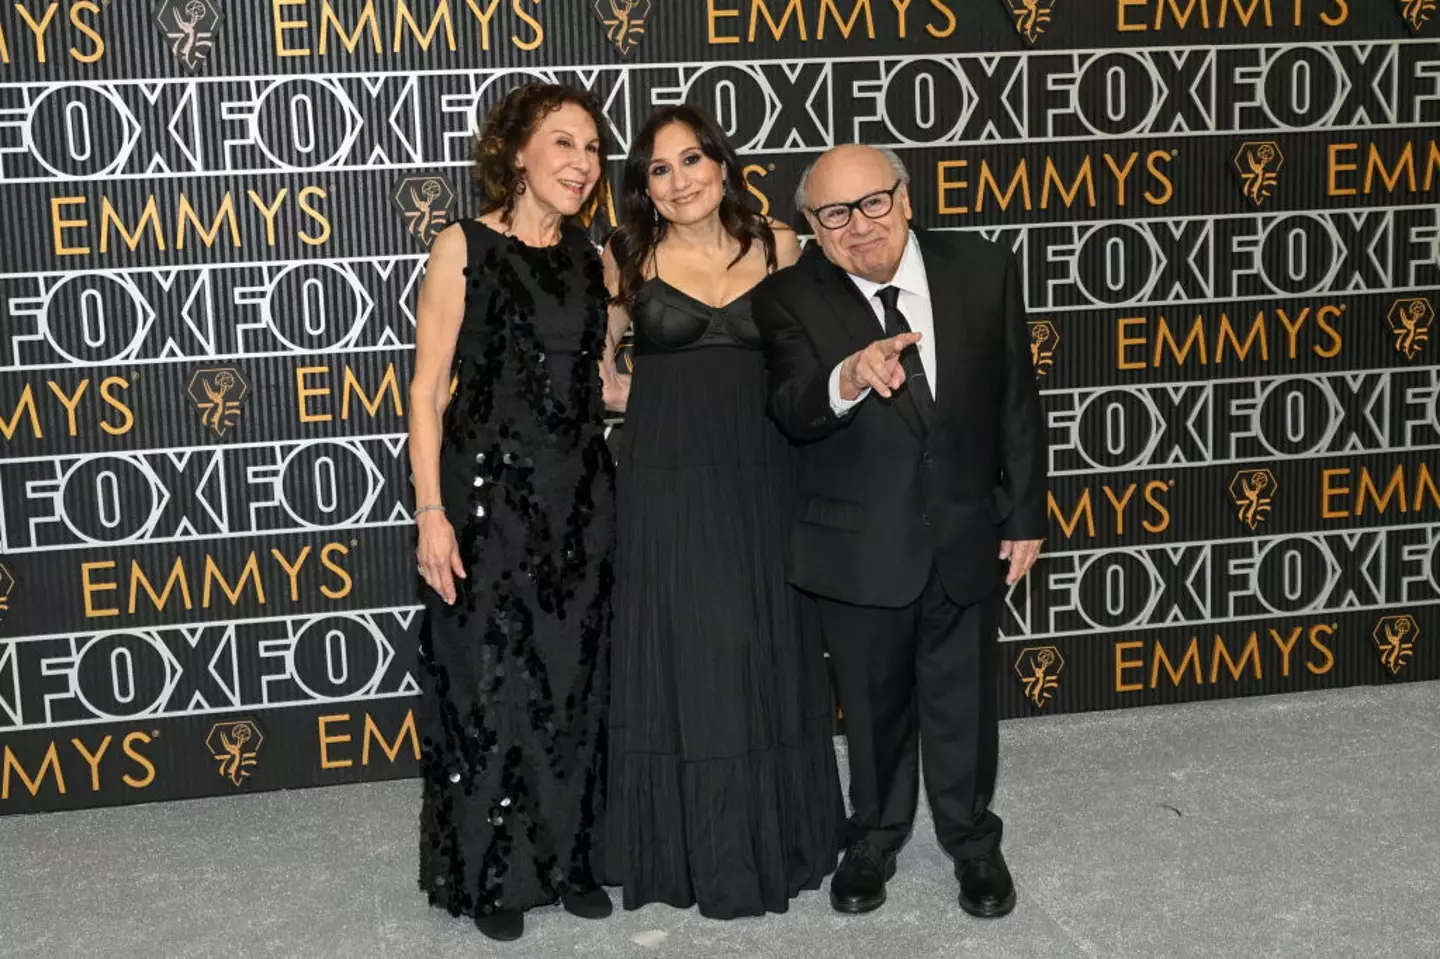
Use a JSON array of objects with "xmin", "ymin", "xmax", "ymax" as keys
[
  {"xmin": 1400, "ymin": 0, "xmax": 1435, "ymax": 32},
  {"xmin": 393, "ymin": 176, "xmax": 457, "ymax": 248},
  {"xmin": 153, "ymin": 0, "xmax": 223, "ymax": 72},
  {"xmin": 1373, "ymin": 614, "xmax": 1419, "ymax": 675},
  {"xmin": 1233, "ymin": 141, "xmax": 1283, "ymax": 207},
  {"xmin": 1229, "ymin": 468, "xmax": 1277, "ymax": 530},
  {"xmin": 187, "ymin": 367, "xmax": 249, "ymax": 437},
  {"xmin": 1003, "ymin": 0, "xmax": 1057, "ymax": 45},
  {"xmin": 0, "ymin": 563, "xmax": 14, "ymax": 624},
  {"xmin": 206, "ymin": 719, "xmax": 264, "ymax": 787},
  {"xmin": 591, "ymin": 0, "xmax": 651, "ymax": 57},
  {"xmin": 1386, "ymin": 297, "xmax": 1433, "ymax": 360},
  {"xmin": 1028, "ymin": 321, "xmax": 1059, "ymax": 377},
  {"xmin": 1015, "ymin": 646, "xmax": 1064, "ymax": 708}
]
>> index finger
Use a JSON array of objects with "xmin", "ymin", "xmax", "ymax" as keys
[
  {"xmin": 879, "ymin": 331, "xmax": 923, "ymax": 354},
  {"xmin": 427, "ymin": 568, "xmax": 456, "ymax": 605}
]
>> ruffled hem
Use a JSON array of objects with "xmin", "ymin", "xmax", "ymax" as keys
[{"xmin": 604, "ymin": 727, "xmax": 842, "ymax": 919}]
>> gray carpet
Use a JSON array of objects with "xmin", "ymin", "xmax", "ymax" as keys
[{"xmin": 3, "ymin": 683, "xmax": 1438, "ymax": 958}]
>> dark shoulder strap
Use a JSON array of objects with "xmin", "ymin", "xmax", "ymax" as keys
[{"xmin": 454, "ymin": 218, "xmax": 484, "ymax": 259}]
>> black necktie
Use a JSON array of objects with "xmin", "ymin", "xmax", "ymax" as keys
[{"xmin": 875, "ymin": 286, "xmax": 934, "ymax": 428}]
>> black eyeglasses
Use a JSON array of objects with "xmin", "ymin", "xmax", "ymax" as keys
[{"xmin": 807, "ymin": 180, "xmax": 904, "ymax": 230}]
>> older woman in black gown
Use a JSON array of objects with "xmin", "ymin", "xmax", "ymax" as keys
[{"xmin": 408, "ymin": 83, "xmax": 616, "ymax": 943}]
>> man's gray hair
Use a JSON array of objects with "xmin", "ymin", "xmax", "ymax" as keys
[{"xmin": 793, "ymin": 145, "xmax": 910, "ymax": 212}]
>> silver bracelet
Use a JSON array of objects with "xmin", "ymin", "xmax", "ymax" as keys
[{"xmin": 413, "ymin": 504, "xmax": 444, "ymax": 520}]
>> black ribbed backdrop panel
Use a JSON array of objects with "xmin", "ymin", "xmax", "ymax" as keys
[{"xmin": 1, "ymin": 0, "xmax": 1437, "ymax": 812}]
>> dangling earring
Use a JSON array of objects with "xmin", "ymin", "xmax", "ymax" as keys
[
  {"xmin": 515, "ymin": 173, "xmax": 527, "ymax": 195},
  {"xmin": 652, "ymin": 205, "xmax": 659, "ymax": 225}
]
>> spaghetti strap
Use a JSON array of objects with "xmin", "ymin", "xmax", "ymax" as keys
[{"xmin": 454, "ymin": 217, "xmax": 482, "ymax": 252}]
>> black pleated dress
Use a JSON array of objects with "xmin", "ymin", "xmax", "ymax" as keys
[{"xmin": 605, "ymin": 276, "xmax": 843, "ymax": 919}]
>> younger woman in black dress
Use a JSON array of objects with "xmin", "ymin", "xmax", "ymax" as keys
[
  {"xmin": 597, "ymin": 105, "xmax": 844, "ymax": 919},
  {"xmin": 408, "ymin": 84, "xmax": 615, "ymax": 943}
]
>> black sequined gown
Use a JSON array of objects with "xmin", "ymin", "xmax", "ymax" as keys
[
  {"xmin": 605, "ymin": 277, "xmax": 844, "ymax": 919},
  {"xmin": 416, "ymin": 219, "xmax": 615, "ymax": 922}
]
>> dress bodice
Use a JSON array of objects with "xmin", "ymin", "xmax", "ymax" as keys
[
  {"xmin": 631, "ymin": 278, "xmax": 763, "ymax": 354},
  {"xmin": 439, "ymin": 218, "xmax": 610, "ymax": 511},
  {"xmin": 444, "ymin": 219, "xmax": 607, "ymax": 440}
]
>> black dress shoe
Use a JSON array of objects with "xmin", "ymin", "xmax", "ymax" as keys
[
  {"xmin": 830, "ymin": 840, "xmax": 897, "ymax": 914},
  {"xmin": 474, "ymin": 909, "xmax": 524, "ymax": 941},
  {"xmin": 957, "ymin": 848, "xmax": 1016, "ymax": 918},
  {"xmin": 561, "ymin": 885, "xmax": 613, "ymax": 920}
]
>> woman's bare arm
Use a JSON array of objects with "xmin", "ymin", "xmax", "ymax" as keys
[
  {"xmin": 599, "ymin": 238, "xmax": 633, "ymax": 412},
  {"xmin": 601, "ymin": 240, "xmax": 632, "ymax": 355},
  {"xmin": 408, "ymin": 225, "xmax": 467, "ymax": 510},
  {"xmin": 408, "ymin": 224, "xmax": 468, "ymax": 603}
]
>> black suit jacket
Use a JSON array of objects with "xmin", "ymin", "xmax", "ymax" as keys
[{"xmin": 753, "ymin": 228, "xmax": 1048, "ymax": 608}]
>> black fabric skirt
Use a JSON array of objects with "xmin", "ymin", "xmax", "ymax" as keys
[{"xmin": 605, "ymin": 344, "xmax": 843, "ymax": 919}]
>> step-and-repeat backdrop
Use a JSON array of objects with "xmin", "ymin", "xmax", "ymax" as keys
[{"xmin": 1, "ymin": 1, "xmax": 1437, "ymax": 813}]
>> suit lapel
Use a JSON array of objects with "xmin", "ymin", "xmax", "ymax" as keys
[
  {"xmin": 805, "ymin": 244, "xmax": 925, "ymax": 441},
  {"xmin": 917, "ymin": 229, "xmax": 962, "ymax": 420},
  {"xmin": 805, "ymin": 244, "xmax": 880, "ymax": 349}
]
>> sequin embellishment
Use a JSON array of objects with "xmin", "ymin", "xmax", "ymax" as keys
[{"xmin": 416, "ymin": 220, "xmax": 616, "ymax": 921}]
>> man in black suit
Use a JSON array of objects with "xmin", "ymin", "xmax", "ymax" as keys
[{"xmin": 752, "ymin": 144, "xmax": 1048, "ymax": 917}]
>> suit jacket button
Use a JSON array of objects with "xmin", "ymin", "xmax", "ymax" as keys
[
  {"xmin": 921, "ymin": 513, "xmax": 932, "ymax": 527},
  {"xmin": 921, "ymin": 452, "xmax": 933, "ymax": 466}
]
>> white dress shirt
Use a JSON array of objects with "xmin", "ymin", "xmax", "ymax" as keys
[{"xmin": 827, "ymin": 230, "xmax": 937, "ymax": 414}]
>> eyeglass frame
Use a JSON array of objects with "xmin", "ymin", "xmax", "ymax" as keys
[{"xmin": 805, "ymin": 179, "xmax": 906, "ymax": 231}]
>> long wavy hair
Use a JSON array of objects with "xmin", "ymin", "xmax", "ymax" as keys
[
  {"xmin": 610, "ymin": 105, "xmax": 775, "ymax": 309},
  {"xmin": 472, "ymin": 83, "xmax": 612, "ymax": 228}
]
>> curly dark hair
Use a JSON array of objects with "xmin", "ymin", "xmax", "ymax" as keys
[
  {"xmin": 609, "ymin": 104, "xmax": 775, "ymax": 309},
  {"xmin": 472, "ymin": 83, "xmax": 612, "ymax": 227}
]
